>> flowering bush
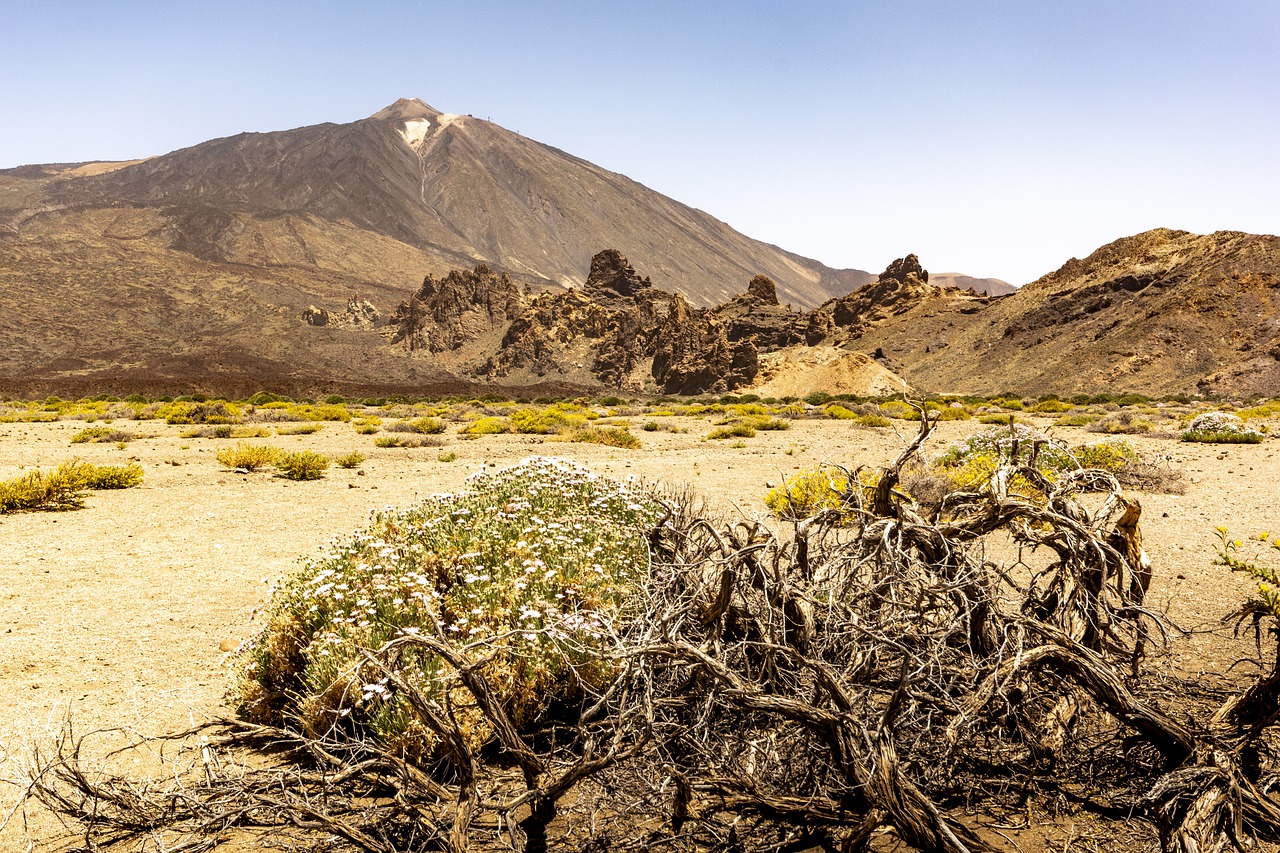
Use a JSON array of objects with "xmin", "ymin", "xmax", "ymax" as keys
[
  {"xmin": 1215, "ymin": 528, "xmax": 1280, "ymax": 621},
  {"xmin": 934, "ymin": 424, "xmax": 1074, "ymax": 473},
  {"xmin": 1182, "ymin": 412, "xmax": 1264, "ymax": 444},
  {"xmin": 238, "ymin": 457, "xmax": 663, "ymax": 761}
]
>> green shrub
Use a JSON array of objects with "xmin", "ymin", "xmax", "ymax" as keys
[
  {"xmin": 374, "ymin": 436, "xmax": 399, "ymax": 448},
  {"xmin": 804, "ymin": 391, "xmax": 832, "ymax": 406},
  {"xmin": 934, "ymin": 406, "xmax": 972, "ymax": 421},
  {"xmin": 236, "ymin": 457, "xmax": 663, "ymax": 759},
  {"xmin": 825, "ymin": 405, "xmax": 857, "ymax": 420},
  {"xmin": 275, "ymin": 451, "xmax": 330, "ymax": 480},
  {"xmin": 71, "ymin": 426, "xmax": 134, "ymax": 444},
  {"xmin": 743, "ymin": 416, "xmax": 790, "ymax": 431},
  {"xmin": 437, "ymin": 450, "xmax": 459, "ymax": 462},
  {"xmin": 354, "ymin": 424, "xmax": 380, "ymax": 435},
  {"xmin": 641, "ymin": 421, "xmax": 660, "ymax": 432},
  {"xmin": 566, "ymin": 427, "xmax": 642, "ymax": 449},
  {"xmin": 335, "ymin": 452, "xmax": 365, "ymax": 469},
  {"xmin": 216, "ymin": 443, "xmax": 282, "ymax": 472},
  {"xmin": 855, "ymin": 413, "xmax": 892, "ymax": 428}
]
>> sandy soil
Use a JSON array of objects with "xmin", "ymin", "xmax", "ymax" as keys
[{"xmin": 0, "ymin": 414, "xmax": 1276, "ymax": 850}]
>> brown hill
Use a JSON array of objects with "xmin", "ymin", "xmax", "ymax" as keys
[{"xmin": 823, "ymin": 229, "xmax": 1280, "ymax": 397}]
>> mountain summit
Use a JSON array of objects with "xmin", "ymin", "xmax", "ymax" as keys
[{"xmin": 21, "ymin": 98, "xmax": 871, "ymax": 309}]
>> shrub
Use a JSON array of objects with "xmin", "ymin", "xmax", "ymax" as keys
[
  {"xmin": 855, "ymin": 413, "xmax": 892, "ymax": 428},
  {"xmin": 1181, "ymin": 412, "xmax": 1264, "ymax": 444},
  {"xmin": 764, "ymin": 465, "xmax": 875, "ymax": 521},
  {"xmin": 641, "ymin": 421, "xmax": 660, "ymax": 432},
  {"xmin": 0, "ymin": 460, "xmax": 143, "ymax": 513},
  {"xmin": 708, "ymin": 423, "xmax": 756, "ymax": 440},
  {"xmin": 437, "ymin": 451, "xmax": 459, "ymax": 462},
  {"xmin": 566, "ymin": 427, "xmax": 642, "ymax": 449},
  {"xmin": 374, "ymin": 435, "xmax": 442, "ymax": 448},
  {"xmin": 1027, "ymin": 399, "xmax": 1073, "ymax": 414},
  {"xmin": 216, "ymin": 443, "xmax": 282, "ymax": 472},
  {"xmin": 510, "ymin": 406, "xmax": 588, "ymax": 435},
  {"xmin": 1056, "ymin": 413, "xmax": 1100, "ymax": 427},
  {"xmin": 335, "ymin": 452, "xmax": 365, "ymax": 469},
  {"xmin": 78, "ymin": 462, "xmax": 144, "ymax": 489},
  {"xmin": 804, "ymin": 391, "xmax": 832, "ymax": 406},
  {"xmin": 354, "ymin": 424, "xmax": 380, "ymax": 435},
  {"xmin": 1088, "ymin": 411, "xmax": 1154, "ymax": 435},
  {"xmin": 277, "ymin": 423, "xmax": 323, "ymax": 436},
  {"xmin": 934, "ymin": 424, "xmax": 1074, "ymax": 484},
  {"xmin": 743, "ymin": 416, "xmax": 790, "ymax": 431},
  {"xmin": 275, "ymin": 451, "xmax": 330, "ymax": 480},
  {"xmin": 934, "ymin": 406, "xmax": 972, "ymax": 421},
  {"xmin": 825, "ymin": 405, "xmax": 857, "ymax": 420},
  {"xmin": 879, "ymin": 401, "xmax": 922, "ymax": 421},
  {"xmin": 156, "ymin": 400, "xmax": 240, "ymax": 425},
  {"xmin": 237, "ymin": 457, "xmax": 663, "ymax": 759},
  {"xmin": 460, "ymin": 416, "xmax": 511, "ymax": 435},
  {"xmin": 71, "ymin": 426, "xmax": 133, "ymax": 444},
  {"xmin": 1069, "ymin": 439, "xmax": 1139, "ymax": 475}
]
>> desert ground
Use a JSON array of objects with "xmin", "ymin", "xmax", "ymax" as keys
[{"xmin": 1, "ymin": 412, "xmax": 1277, "ymax": 850}]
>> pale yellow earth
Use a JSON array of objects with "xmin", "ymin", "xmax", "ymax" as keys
[{"xmin": 0, "ymin": 415, "xmax": 1275, "ymax": 850}]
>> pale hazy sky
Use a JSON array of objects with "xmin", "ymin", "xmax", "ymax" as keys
[{"xmin": 2, "ymin": 0, "xmax": 1276, "ymax": 284}]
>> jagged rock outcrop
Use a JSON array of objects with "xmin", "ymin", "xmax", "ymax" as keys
[
  {"xmin": 652, "ymin": 294, "xmax": 757, "ymax": 394},
  {"xmin": 825, "ymin": 254, "xmax": 942, "ymax": 330},
  {"xmin": 712, "ymin": 274, "xmax": 808, "ymax": 351},
  {"xmin": 581, "ymin": 249, "xmax": 653, "ymax": 304},
  {"xmin": 386, "ymin": 265, "xmax": 522, "ymax": 352},
  {"xmin": 301, "ymin": 298, "xmax": 382, "ymax": 329}
]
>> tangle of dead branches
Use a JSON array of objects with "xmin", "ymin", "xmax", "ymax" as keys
[{"xmin": 15, "ymin": 406, "xmax": 1280, "ymax": 852}]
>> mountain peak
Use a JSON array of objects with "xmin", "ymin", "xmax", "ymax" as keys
[{"xmin": 368, "ymin": 98, "xmax": 442, "ymax": 122}]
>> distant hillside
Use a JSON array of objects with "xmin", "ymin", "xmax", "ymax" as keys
[
  {"xmin": 819, "ymin": 229, "xmax": 1280, "ymax": 397},
  {"xmin": 928, "ymin": 272, "xmax": 1017, "ymax": 297}
]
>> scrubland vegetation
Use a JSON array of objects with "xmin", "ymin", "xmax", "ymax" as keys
[{"xmin": 17, "ymin": 403, "xmax": 1280, "ymax": 853}]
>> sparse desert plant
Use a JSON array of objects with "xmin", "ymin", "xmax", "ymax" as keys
[
  {"xmin": 71, "ymin": 426, "xmax": 133, "ymax": 444},
  {"xmin": 879, "ymin": 400, "xmax": 922, "ymax": 421},
  {"xmin": 216, "ymin": 443, "xmax": 282, "ymax": 472},
  {"xmin": 156, "ymin": 400, "xmax": 240, "ymax": 425},
  {"xmin": 181, "ymin": 424, "xmax": 234, "ymax": 439},
  {"xmin": 374, "ymin": 435, "xmax": 442, "ymax": 448},
  {"xmin": 855, "ymin": 413, "xmax": 892, "ymax": 428},
  {"xmin": 0, "ymin": 460, "xmax": 143, "ymax": 513},
  {"xmin": 354, "ymin": 423, "xmax": 380, "ymax": 435},
  {"xmin": 460, "ymin": 416, "xmax": 511, "ymax": 436},
  {"xmin": 277, "ymin": 423, "xmax": 323, "ymax": 436},
  {"xmin": 566, "ymin": 426, "xmax": 641, "ymax": 449},
  {"xmin": 743, "ymin": 415, "xmax": 789, "ymax": 431},
  {"xmin": 1181, "ymin": 411, "xmax": 1264, "ymax": 444},
  {"xmin": 334, "ymin": 451, "xmax": 365, "ymax": 469},
  {"xmin": 274, "ymin": 450, "xmax": 329, "ymax": 480},
  {"xmin": 1056, "ymin": 413, "xmax": 1100, "ymax": 427},
  {"xmin": 1087, "ymin": 410, "xmax": 1154, "ymax": 435},
  {"xmin": 641, "ymin": 420, "xmax": 660, "ymax": 432},
  {"xmin": 763, "ymin": 465, "xmax": 878, "ymax": 521},
  {"xmin": 77, "ymin": 462, "xmax": 144, "ymax": 490},
  {"xmin": 237, "ymin": 457, "xmax": 663, "ymax": 757},
  {"xmin": 386, "ymin": 417, "xmax": 446, "ymax": 434},
  {"xmin": 707, "ymin": 423, "xmax": 756, "ymax": 440},
  {"xmin": 825, "ymin": 404, "xmax": 857, "ymax": 420},
  {"xmin": 437, "ymin": 450, "xmax": 458, "ymax": 462},
  {"xmin": 1027, "ymin": 399, "xmax": 1073, "ymax": 414}
]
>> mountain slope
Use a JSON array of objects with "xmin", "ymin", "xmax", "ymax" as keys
[
  {"xmin": 14, "ymin": 98, "xmax": 872, "ymax": 309},
  {"xmin": 824, "ymin": 229, "xmax": 1280, "ymax": 397}
]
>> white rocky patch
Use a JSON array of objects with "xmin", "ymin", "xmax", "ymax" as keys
[{"xmin": 399, "ymin": 118, "xmax": 432, "ymax": 148}]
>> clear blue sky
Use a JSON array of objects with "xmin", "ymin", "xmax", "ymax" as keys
[{"xmin": 2, "ymin": 0, "xmax": 1277, "ymax": 284}]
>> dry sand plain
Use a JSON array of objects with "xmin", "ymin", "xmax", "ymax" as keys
[{"xmin": 1, "ymin": 414, "xmax": 1278, "ymax": 850}]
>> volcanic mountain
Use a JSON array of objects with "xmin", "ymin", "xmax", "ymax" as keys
[{"xmin": 4, "ymin": 98, "xmax": 870, "ymax": 309}]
